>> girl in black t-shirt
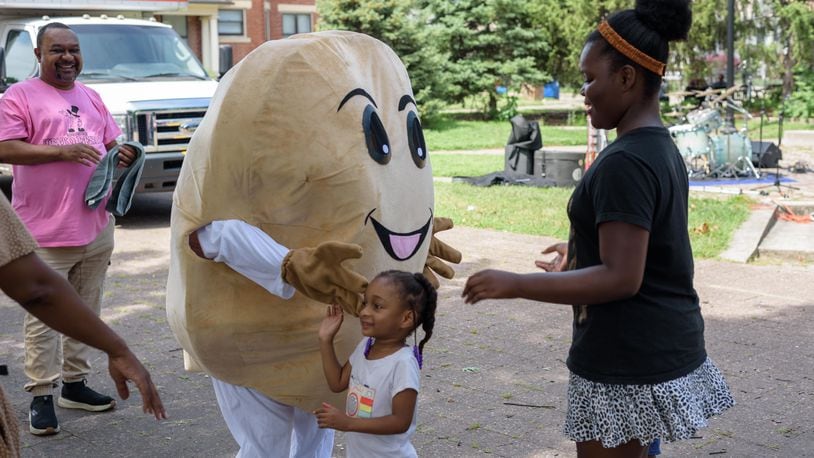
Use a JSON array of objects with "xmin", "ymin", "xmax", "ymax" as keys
[{"xmin": 462, "ymin": 0, "xmax": 733, "ymax": 456}]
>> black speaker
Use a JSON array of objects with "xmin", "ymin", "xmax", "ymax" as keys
[{"xmin": 751, "ymin": 141, "xmax": 782, "ymax": 168}]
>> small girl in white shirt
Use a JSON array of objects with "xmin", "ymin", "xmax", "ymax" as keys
[{"xmin": 316, "ymin": 270, "xmax": 437, "ymax": 457}]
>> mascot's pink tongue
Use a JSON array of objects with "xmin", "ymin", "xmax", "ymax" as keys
[{"xmin": 391, "ymin": 233, "xmax": 421, "ymax": 259}]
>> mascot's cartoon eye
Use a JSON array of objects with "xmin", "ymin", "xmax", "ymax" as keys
[
  {"xmin": 406, "ymin": 111, "xmax": 427, "ymax": 168},
  {"xmin": 363, "ymin": 105, "xmax": 391, "ymax": 165}
]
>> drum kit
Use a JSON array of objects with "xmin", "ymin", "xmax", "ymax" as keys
[{"xmin": 668, "ymin": 86, "xmax": 760, "ymax": 179}]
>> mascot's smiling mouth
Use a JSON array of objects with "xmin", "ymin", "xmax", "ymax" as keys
[{"xmin": 365, "ymin": 208, "xmax": 433, "ymax": 261}]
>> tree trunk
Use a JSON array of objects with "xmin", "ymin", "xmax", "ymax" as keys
[
  {"xmin": 488, "ymin": 92, "xmax": 498, "ymax": 119},
  {"xmin": 782, "ymin": 36, "xmax": 794, "ymax": 99}
]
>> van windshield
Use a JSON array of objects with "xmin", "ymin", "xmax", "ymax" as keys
[{"xmin": 73, "ymin": 24, "xmax": 209, "ymax": 82}]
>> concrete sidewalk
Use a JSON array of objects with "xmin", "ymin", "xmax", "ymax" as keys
[{"xmin": 1, "ymin": 194, "xmax": 812, "ymax": 457}]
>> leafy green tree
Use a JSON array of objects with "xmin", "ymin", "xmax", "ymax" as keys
[
  {"xmin": 417, "ymin": 0, "xmax": 551, "ymax": 118},
  {"xmin": 317, "ymin": 0, "xmax": 451, "ymax": 124},
  {"xmin": 785, "ymin": 70, "xmax": 814, "ymax": 119},
  {"xmin": 671, "ymin": 0, "xmax": 724, "ymax": 83},
  {"xmin": 318, "ymin": 0, "xmax": 814, "ymax": 119},
  {"xmin": 528, "ymin": 0, "xmax": 646, "ymax": 90},
  {"xmin": 684, "ymin": 0, "xmax": 814, "ymax": 114},
  {"xmin": 533, "ymin": 0, "xmax": 812, "ymax": 109},
  {"xmin": 772, "ymin": 0, "xmax": 814, "ymax": 99}
]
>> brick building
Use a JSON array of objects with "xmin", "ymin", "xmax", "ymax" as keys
[{"xmin": 160, "ymin": 0, "xmax": 317, "ymax": 76}]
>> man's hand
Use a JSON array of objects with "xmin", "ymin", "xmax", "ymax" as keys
[
  {"xmin": 107, "ymin": 350, "xmax": 167, "ymax": 420},
  {"xmin": 535, "ymin": 242, "xmax": 567, "ymax": 272},
  {"xmin": 282, "ymin": 241, "xmax": 368, "ymax": 315},
  {"xmin": 58, "ymin": 143, "xmax": 101, "ymax": 167},
  {"xmin": 314, "ymin": 402, "xmax": 350, "ymax": 430},
  {"xmin": 423, "ymin": 217, "xmax": 462, "ymax": 289},
  {"xmin": 318, "ymin": 304, "xmax": 344, "ymax": 343},
  {"xmin": 116, "ymin": 143, "xmax": 137, "ymax": 168},
  {"xmin": 462, "ymin": 269, "xmax": 519, "ymax": 305}
]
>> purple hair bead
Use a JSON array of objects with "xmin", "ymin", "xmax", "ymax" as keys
[
  {"xmin": 413, "ymin": 345, "xmax": 423, "ymax": 369},
  {"xmin": 363, "ymin": 337, "xmax": 374, "ymax": 358}
]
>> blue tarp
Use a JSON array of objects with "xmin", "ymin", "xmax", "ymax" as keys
[{"xmin": 689, "ymin": 173, "xmax": 795, "ymax": 187}]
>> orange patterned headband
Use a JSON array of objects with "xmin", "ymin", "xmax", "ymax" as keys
[{"xmin": 597, "ymin": 21, "xmax": 665, "ymax": 76}]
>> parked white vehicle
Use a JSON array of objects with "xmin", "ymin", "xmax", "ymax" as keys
[{"xmin": 0, "ymin": 13, "xmax": 218, "ymax": 192}]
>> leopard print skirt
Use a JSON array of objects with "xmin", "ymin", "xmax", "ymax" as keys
[{"xmin": 563, "ymin": 357, "xmax": 734, "ymax": 448}]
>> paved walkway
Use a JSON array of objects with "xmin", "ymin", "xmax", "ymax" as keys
[{"xmin": 1, "ymin": 193, "xmax": 812, "ymax": 457}]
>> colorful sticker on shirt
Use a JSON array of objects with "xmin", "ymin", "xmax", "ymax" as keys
[{"xmin": 346, "ymin": 379, "xmax": 375, "ymax": 418}]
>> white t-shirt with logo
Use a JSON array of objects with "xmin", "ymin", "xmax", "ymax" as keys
[{"xmin": 345, "ymin": 338, "xmax": 420, "ymax": 458}]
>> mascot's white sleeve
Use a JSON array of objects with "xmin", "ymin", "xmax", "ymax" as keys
[{"xmin": 196, "ymin": 220, "xmax": 296, "ymax": 299}]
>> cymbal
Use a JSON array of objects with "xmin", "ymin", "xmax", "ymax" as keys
[
  {"xmin": 693, "ymin": 88, "xmax": 721, "ymax": 98},
  {"xmin": 712, "ymin": 85, "xmax": 743, "ymax": 103},
  {"xmin": 668, "ymin": 90, "xmax": 699, "ymax": 97},
  {"xmin": 669, "ymin": 85, "xmax": 743, "ymax": 101}
]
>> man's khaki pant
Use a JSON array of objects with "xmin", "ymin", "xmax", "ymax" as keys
[{"xmin": 24, "ymin": 219, "xmax": 114, "ymax": 396}]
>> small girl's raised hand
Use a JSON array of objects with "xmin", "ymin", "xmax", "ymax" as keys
[
  {"xmin": 314, "ymin": 402, "xmax": 349, "ymax": 430},
  {"xmin": 318, "ymin": 304, "xmax": 344, "ymax": 343}
]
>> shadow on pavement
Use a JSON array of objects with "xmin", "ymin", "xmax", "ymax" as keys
[{"xmin": 115, "ymin": 193, "xmax": 173, "ymax": 230}]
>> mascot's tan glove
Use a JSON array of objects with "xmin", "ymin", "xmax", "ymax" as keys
[
  {"xmin": 281, "ymin": 241, "xmax": 369, "ymax": 315},
  {"xmin": 423, "ymin": 217, "xmax": 463, "ymax": 289}
]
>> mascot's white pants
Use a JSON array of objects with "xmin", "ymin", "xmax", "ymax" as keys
[{"xmin": 212, "ymin": 378, "xmax": 334, "ymax": 458}]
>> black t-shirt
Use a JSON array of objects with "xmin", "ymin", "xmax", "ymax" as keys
[{"xmin": 565, "ymin": 126, "xmax": 706, "ymax": 384}]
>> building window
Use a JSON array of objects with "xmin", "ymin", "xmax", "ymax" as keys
[
  {"xmin": 218, "ymin": 10, "xmax": 245, "ymax": 36},
  {"xmin": 162, "ymin": 15, "xmax": 188, "ymax": 45},
  {"xmin": 282, "ymin": 13, "xmax": 311, "ymax": 37}
]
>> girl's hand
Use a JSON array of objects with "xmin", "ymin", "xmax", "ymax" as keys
[
  {"xmin": 314, "ymin": 402, "xmax": 349, "ymax": 430},
  {"xmin": 318, "ymin": 304, "xmax": 344, "ymax": 343},
  {"xmin": 535, "ymin": 242, "xmax": 567, "ymax": 272},
  {"xmin": 462, "ymin": 269, "xmax": 519, "ymax": 304}
]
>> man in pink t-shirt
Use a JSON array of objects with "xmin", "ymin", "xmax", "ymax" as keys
[{"xmin": 0, "ymin": 22, "xmax": 136, "ymax": 436}]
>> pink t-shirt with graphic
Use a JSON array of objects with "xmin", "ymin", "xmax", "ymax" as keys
[{"xmin": 0, "ymin": 78, "xmax": 121, "ymax": 247}]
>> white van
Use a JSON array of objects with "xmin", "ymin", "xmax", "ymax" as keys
[{"xmin": 0, "ymin": 14, "xmax": 218, "ymax": 192}]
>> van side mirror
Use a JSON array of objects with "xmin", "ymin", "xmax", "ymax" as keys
[{"xmin": 0, "ymin": 47, "xmax": 8, "ymax": 92}]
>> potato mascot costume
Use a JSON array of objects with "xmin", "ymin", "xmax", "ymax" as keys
[{"xmin": 166, "ymin": 31, "xmax": 460, "ymax": 455}]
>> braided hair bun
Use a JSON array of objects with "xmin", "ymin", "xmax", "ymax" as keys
[{"xmin": 635, "ymin": 0, "xmax": 692, "ymax": 42}]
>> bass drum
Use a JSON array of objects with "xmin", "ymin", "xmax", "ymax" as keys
[
  {"xmin": 713, "ymin": 132, "xmax": 752, "ymax": 165},
  {"xmin": 711, "ymin": 132, "xmax": 756, "ymax": 177}
]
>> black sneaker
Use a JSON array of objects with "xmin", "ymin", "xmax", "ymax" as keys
[
  {"xmin": 57, "ymin": 380, "xmax": 116, "ymax": 412},
  {"xmin": 30, "ymin": 395, "xmax": 60, "ymax": 436}
]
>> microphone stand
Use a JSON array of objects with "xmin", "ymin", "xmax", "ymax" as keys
[{"xmin": 753, "ymin": 95, "xmax": 797, "ymax": 196}]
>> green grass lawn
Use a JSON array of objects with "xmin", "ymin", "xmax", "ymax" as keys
[
  {"xmin": 424, "ymin": 114, "xmax": 813, "ymax": 153},
  {"xmin": 744, "ymin": 118, "xmax": 814, "ymax": 141},
  {"xmin": 434, "ymin": 181, "xmax": 751, "ymax": 259},
  {"xmin": 435, "ymin": 181, "xmax": 573, "ymax": 240},
  {"xmin": 431, "ymin": 153, "xmax": 503, "ymax": 177},
  {"xmin": 687, "ymin": 194, "xmax": 752, "ymax": 258},
  {"xmin": 425, "ymin": 119, "xmax": 586, "ymax": 151}
]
